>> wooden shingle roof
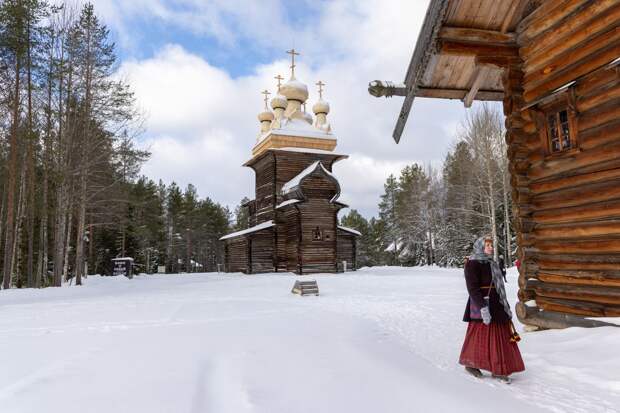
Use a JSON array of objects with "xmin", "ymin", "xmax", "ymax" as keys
[{"xmin": 379, "ymin": 0, "xmax": 539, "ymax": 142}]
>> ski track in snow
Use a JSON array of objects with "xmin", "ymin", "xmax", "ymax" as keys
[{"xmin": 0, "ymin": 268, "xmax": 618, "ymax": 413}]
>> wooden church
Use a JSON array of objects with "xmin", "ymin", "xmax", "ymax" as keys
[
  {"xmin": 370, "ymin": 0, "xmax": 620, "ymax": 329},
  {"xmin": 220, "ymin": 51, "xmax": 359, "ymax": 275}
]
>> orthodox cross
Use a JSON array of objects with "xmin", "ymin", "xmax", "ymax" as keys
[
  {"xmin": 316, "ymin": 80, "xmax": 325, "ymax": 99},
  {"xmin": 274, "ymin": 74, "xmax": 284, "ymax": 92},
  {"xmin": 286, "ymin": 48, "xmax": 300, "ymax": 77},
  {"xmin": 261, "ymin": 89, "xmax": 271, "ymax": 109}
]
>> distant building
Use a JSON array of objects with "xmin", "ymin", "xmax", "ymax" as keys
[{"xmin": 220, "ymin": 50, "xmax": 359, "ymax": 274}]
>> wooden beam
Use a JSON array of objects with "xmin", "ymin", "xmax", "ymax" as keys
[
  {"xmin": 414, "ymin": 87, "xmax": 503, "ymax": 101},
  {"xmin": 453, "ymin": 0, "xmax": 521, "ymax": 110},
  {"xmin": 438, "ymin": 40, "xmax": 519, "ymax": 58},
  {"xmin": 439, "ymin": 27, "xmax": 516, "ymax": 45},
  {"xmin": 516, "ymin": 302, "xmax": 620, "ymax": 328},
  {"xmin": 500, "ymin": 0, "xmax": 527, "ymax": 34},
  {"xmin": 476, "ymin": 55, "xmax": 521, "ymax": 68},
  {"xmin": 463, "ymin": 67, "xmax": 489, "ymax": 108}
]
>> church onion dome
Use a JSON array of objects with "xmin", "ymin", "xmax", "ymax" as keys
[
  {"xmin": 271, "ymin": 94, "xmax": 287, "ymax": 110},
  {"xmin": 312, "ymin": 99, "xmax": 330, "ymax": 115},
  {"xmin": 258, "ymin": 110, "xmax": 274, "ymax": 122},
  {"xmin": 280, "ymin": 78, "xmax": 309, "ymax": 103}
]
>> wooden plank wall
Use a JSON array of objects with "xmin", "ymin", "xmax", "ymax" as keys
[
  {"xmin": 273, "ymin": 151, "xmax": 341, "ymax": 204},
  {"xmin": 509, "ymin": 0, "xmax": 620, "ymax": 326},
  {"xmin": 253, "ymin": 154, "xmax": 276, "ymax": 224},
  {"xmin": 224, "ymin": 238, "xmax": 248, "ymax": 273},
  {"xmin": 283, "ymin": 207, "xmax": 300, "ymax": 272},
  {"xmin": 336, "ymin": 231, "xmax": 357, "ymax": 271},
  {"xmin": 248, "ymin": 150, "xmax": 342, "ymax": 226},
  {"xmin": 298, "ymin": 199, "xmax": 340, "ymax": 273},
  {"xmin": 249, "ymin": 230, "xmax": 276, "ymax": 273}
]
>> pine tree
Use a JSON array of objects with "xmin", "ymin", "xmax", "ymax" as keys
[
  {"xmin": 378, "ymin": 174, "xmax": 400, "ymax": 264},
  {"xmin": 233, "ymin": 197, "xmax": 250, "ymax": 231},
  {"xmin": 340, "ymin": 209, "xmax": 370, "ymax": 267}
]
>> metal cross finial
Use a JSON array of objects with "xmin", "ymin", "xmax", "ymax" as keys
[
  {"xmin": 261, "ymin": 89, "xmax": 271, "ymax": 110},
  {"xmin": 274, "ymin": 74, "xmax": 284, "ymax": 91},
  {"xmin": 316, "ymin": 80, "xmax": 326, "ymax": 99},
  {"xmin": 286, "ymin": 48, "xmax": 300, "ymax": 77}
]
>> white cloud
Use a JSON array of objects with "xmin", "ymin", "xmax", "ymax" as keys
[{"xmin": 112, "ymin": 0, "xmax": 492, "ymax": 218}]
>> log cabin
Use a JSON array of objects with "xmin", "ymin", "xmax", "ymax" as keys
[
  {"xmin": 220, "ymin": 51, "xmax": 359, "ymax": 274},
  {"xmin": 369, "ymin": 0, "xmax": 620, "ymax": 329}
]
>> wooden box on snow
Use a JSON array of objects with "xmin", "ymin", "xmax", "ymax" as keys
[{"xmin": 291, "ymin": 280, "xmax": 319, "ymax": 296}]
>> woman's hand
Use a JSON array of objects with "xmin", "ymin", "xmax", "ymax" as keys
[{"xmin": 481, "ymin": 307, "xmax": 492, "ymax": 325}]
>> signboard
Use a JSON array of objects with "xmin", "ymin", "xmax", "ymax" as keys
[
  {"xmin": 157, "ymin": 265, "xmax": 166, "ymax": 274},
  {"xmin": 111, "ymin": 258, "xmax": 134, "ymax": 278}
]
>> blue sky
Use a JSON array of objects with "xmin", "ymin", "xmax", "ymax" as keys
[
  {"xmin": 111, "ymin": 1, "xmax": 322, "ymax": 77},
  {"xmin": 91, "ymin": 0, "xmax": 480, "ymax": 218}
]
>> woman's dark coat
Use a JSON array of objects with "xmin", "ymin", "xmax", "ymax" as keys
[{"xmin": 463, "ymin": 259, "xmax": 511, "ymax": 323}]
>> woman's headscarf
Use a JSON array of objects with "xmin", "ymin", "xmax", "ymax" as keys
[{"xmin": 469, "ymin": 236, "xmax": 513, "ymax": 319}]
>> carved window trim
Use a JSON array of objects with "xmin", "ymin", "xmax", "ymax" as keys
[{"xmin": 533, "ymin": 87, "xmax": 580, "ymax": 158}]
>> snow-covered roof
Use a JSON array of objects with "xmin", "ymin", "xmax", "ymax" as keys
[
  {"xmin": 272, "ymin": 147, "xmax": 346, "ymax": 157},
  {"xmin": 112, "ymin": 257, "xmax": 134, "ymax": 261},
  {"xmin": 219, "ymin": 220, "xmax": 275, "ymax": 240},
  {"xmin": 282, "ymin": 161, "xmax": 318, "ymax": 194},
  {"xmin": 281, "ymin": 161, "xmax": 340, "ymax": 195},
  {"xmin": 276, "ymin": 199, "xmax": 302, "ymax": 209},
  {"xmin": 268, "ymin": 118, "xmax": 334, "ymax": 140},
  {"xmin": 338, "ymin": 226, "xmax": 362, "ymax": 236}
]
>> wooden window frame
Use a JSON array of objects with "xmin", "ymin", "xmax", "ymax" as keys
[{"xmin": 533, "ymin": 87, "xmax": 580, "ymax": 158}]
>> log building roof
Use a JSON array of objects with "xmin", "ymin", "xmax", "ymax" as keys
[
  {"xmin": 219, "ymin": 220, "xmax": 275, "ymax": 240},
  {"xmin": 373, "ymin": 0, "xmax": 539, "ymax": 142}
]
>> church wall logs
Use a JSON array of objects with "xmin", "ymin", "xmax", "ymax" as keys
[
  {"xmin": 224, "ymin": 149, "xmax": 357, "ymax": 275},
  {"xmin": 336, "ymin": 230, "xmax": 356, "ymax": 271},
  {"xmin": 224, "ymin": 238, "xmax": 249, "ymax": 273},
  {"xmin": 298, "ymin": 199, "xmax": 339, "ymax": 274},
  {"xmin": 249, "ymin": 229, "xmax": 276, "ymax": 274},
  {"xmin": 508, "ymin": 0, "xmax": 620, "ymax": 328}
]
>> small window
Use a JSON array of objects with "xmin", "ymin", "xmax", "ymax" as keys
[
  {"xmin": 535, "ymin": 87, "xmax": 579, "ymax": 157},
  {"xmin": 312, "ymin": 227, "xmax": 322, "ymax": 241},
  {"xmin": 545, "ymin": 109, "xmax": 573, "ymax": 153}
]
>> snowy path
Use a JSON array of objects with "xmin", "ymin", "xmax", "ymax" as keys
[{"xmin": 0, "ymin": 267, "xmax": 618, "ymax": 413}]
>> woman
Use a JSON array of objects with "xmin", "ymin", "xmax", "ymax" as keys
[{"xmin": 459, "ymin": 236, "xmax": 524, "ymax": 383}]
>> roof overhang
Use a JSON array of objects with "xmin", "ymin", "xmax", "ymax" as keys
[
  {"xmin": 370, "ymin": 0, "xmax": 536, "ymax": 143},
  {"xmin": 243, "ymin": 147, "xmax": 348, "ymax": 169}
]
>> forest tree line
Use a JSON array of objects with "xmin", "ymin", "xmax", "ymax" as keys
[
  {"xmin": 0, "ymin": 1, "xmax": 230, "ymax": 289},
  {"xmin": 339, "ymin": 105, "xmax": 515, "ymax": 268},
  {"xmin": 1, "ymin": 0, "xmax": 514, "ymax": 289}
]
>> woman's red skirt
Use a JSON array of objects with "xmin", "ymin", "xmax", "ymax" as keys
[{"xmin": 459, "ymin": 321, "xmax": 525, "ymax": 376}]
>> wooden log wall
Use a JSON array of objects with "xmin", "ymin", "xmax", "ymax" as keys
[
  {"xmin": 246, "ymin": 150, "xmax": 343, "ymax": 226},
  {"xmin": 273, "ymin": 151, "xmax": 341, "ymax": 204},
  {"xmin": 336, "ymin": 230, "xmax": 357, "ymax": 271},
  {"xmin": 249, "ymin": 229, "xmax": 276, "ymax": 274},
  {"xmin": 298, "ymin": 199, "xmax": 340, "ymax": 274},
  {"xmin": 224, "ymin": 238, "xmax": 248, "ymax": 273},
  {"xmin": 510, "ymin": 0, "xmax": 620, "ymax": 326},
  {"xmin": 283, "ymin": 206, "xmax": 300, "ymax": 273},
  {"xmin": 252, "ymin": 154, "xmax": 276, "ymax": 224}
]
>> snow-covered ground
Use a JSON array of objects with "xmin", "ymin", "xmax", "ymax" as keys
[{"xmin": 0, "ymin": 267, "xmax": 618, "ymax": 413}]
